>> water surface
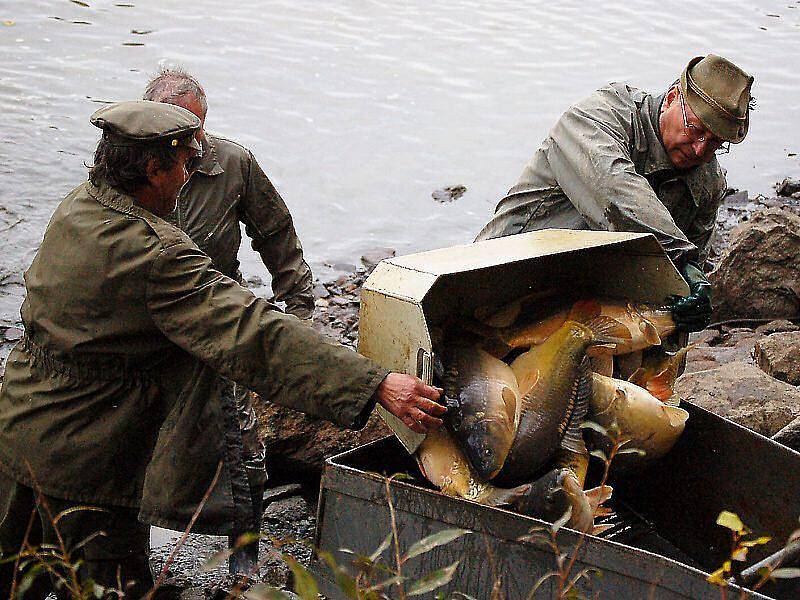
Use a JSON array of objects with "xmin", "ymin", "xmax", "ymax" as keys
[{"xmin": 1, "ymin": 0, "xmax": 799, "ymax": 326}]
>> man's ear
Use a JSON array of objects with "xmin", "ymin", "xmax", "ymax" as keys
[{"xmin": 664, "ymin": 85, "xmax": 679, "ymax": 108}]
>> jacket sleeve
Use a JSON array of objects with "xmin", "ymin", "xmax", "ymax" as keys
[
  {"xmin": 145, "ymin": 239, "xmax": 387, "ymax": 429},
  {"xmin": 544, "ymin": 105, "xmax": 699, "ymax": 266},
  {"xmin": 238, "ymin": 152, "xmax": 315, "ymax": 320}
]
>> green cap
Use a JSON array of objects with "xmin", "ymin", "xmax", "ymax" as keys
[
  {"xmin": 680, "ymin": 54, "xmax": 754, "ymax": 144},
  {"xmin": 90, "ymin": 100, "xmax": 201, "ymax": 152}
]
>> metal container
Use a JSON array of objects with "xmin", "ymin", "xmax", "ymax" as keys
[{"xmin": 312, "ymin": 230, "xmax": 800, "ymax": 598}]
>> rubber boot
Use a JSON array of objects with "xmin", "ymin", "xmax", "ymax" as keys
[{"xmin": 228, "ymin": 474, "xmax": 266, "ymax": 576}]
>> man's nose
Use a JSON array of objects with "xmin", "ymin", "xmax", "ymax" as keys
[{"xmin": 692, "ymin": 138, "xmax": 712, "ymax": 158}]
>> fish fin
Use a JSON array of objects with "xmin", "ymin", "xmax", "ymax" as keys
[
  {"xmin": 591, "ymin": 523, "xmax": 616, "ymax": 536},
  {"xmin": 664, "ymin": 406, "xmax": 689, "ymax": 429},
  {"xmin": 568, "ymin": 299, "xmax": 602, "ymax": 323},
  {"xmin": 584, "ymin": 316, "xmax": 633, "ymax": 346},
  {"xmin": 501, "ymin": 386, "xmax": 518, "ymax": 425},
  {"xmin": 590, "ymin": 355, "xmax": 613, "ymax": 376},
  {"xmin": 641, "ymin": 320, "xmax": 662, "ymax": 346},
  {"xmin": 516, "ymin": 368, "xmax": 540, "ymax": 393},
  {"xmin": 585, "ymin": 484, "xmax": 613, "ymax": 512},
  {"xmin": 481, "ymin": 483, "xmax": 532, "ymax": 507},
  {"xmin": 594, "ymin": 506, "xmax": 615, "ymax": 518},
  {"xmin": 628, "ymin": 367, "xmax": 646, "ymax": 386},
  {"xmin": 645, "ymin": 367, "xmax": 674, "ymax": 402}
]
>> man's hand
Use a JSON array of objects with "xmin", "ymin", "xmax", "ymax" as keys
[
  {"xmin": 670, "ymin": 262, "xmax": 713, "ymax": 332},
  {"xmin": 376, "ymin": 373, "xmax": 446, "ymax": 434}
]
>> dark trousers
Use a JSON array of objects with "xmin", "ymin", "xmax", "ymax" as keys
[{"xmin": 0, "ymin": 472, "xmax": 152, "ymax": 599}]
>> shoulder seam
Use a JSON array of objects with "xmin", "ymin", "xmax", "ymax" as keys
[{"xmin": 207, "ymin": 132, "xmax": 250, "ymax": 154}]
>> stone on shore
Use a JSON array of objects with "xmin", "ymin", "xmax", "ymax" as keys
[
  {"xmin": 754, "ymin": 319, "xmax": 799, "ymax": 335},
  {"xmin": 710, "ymin": 208, "xmax": 800, "ymax": 321},
  {"xmin": 753, "ymin": 331, "xmax": 800, "ymax": 385},
  {"xmin": 776, "ymin": 177, "xmax": 800, "ymax": 198},
  {"xmin": 674, "ymin": 362, "xmax": 800, "ymax": 436},
  {"xmin": 684, "ymin": 327, "xmax": 759, "ymax": 373}
]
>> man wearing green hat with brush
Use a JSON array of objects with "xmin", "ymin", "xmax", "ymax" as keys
[{"xmin": 477, "ymin": 54, "xmax": 754, "ymax": 332}]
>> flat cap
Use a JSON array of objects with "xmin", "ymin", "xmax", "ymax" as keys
[{"xmin": 90, "ymin": 100, "xmax": 201, "ymax": 151}]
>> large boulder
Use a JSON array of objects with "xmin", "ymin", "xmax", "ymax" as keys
[
  {"xmin": 254, "ymin": 400, "xmax": 391, "ymax": 477},
  {"xmin": 674, "ymin": 362, "xmax": 800, "ymax": 436},
  {"xmin": 709, "ymin": 208, "xmax": 800, "ymax": 321},
  {"xmin": 753, "ymin": 331, "xmax": 800, "ymax": 385}
]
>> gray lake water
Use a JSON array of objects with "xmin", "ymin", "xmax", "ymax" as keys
[
  {"xmin": 1, "ymin": 0, "xmax": 799, "ymax": 551},
  {"xmin": 2, "ymin": 1, "xmax": 800, "ymax": 326}
]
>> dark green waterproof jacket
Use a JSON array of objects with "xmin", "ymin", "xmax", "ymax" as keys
[
  {"xmin": 476, "ymin": 83, "xmax": 727, "ymax": 268},
  {"xmin": 172, "ymin": 133, "xmax": 314, "ymax": 319},
  {"xmin": 0, "ymin": 181, "xmax": 387, "ymax": 534}
]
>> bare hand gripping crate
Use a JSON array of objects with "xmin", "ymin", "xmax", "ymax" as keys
[{"xmin": 312, "ymin": 230, "xmax": 800, "ymax": 599}]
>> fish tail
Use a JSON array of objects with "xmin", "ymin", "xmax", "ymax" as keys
[
  {"xmin": 584, "ymin": 316, "xmax": 633, "ymax": 346},
  {"xmin": 643, "ymin": 342, "xmax": 697, "ymax": 402}
]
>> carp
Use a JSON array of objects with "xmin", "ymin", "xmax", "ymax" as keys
[
  {"xmin": 439, "ymin": 342, "xmax": 520, "ymax": 479},
  {"xmin": 496, "ymin": 318, "xmax": 629, "ymax": 485},
  {"xmin": 416, "ymin": 430, "xmax": 531, "ymax": 506},
  {"xmin": 590, "ymin": 374, "xmax": 689, "ymax": 465}
]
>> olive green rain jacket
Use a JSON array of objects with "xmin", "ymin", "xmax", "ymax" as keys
[
  {"xmin": 476, "ymin": 83, "xmax": 727, "ymax": 268},
  {"xmin": 172, "ymin": 133, "xmax": 314, "ymax": 319},
  {"xmin": 0, "ymin": 181, "xmax": 387, "ymax": 534}
]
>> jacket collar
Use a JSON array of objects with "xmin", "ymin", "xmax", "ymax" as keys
[
  {"xmin": 192, "ymin": 134, "xmax": 224, "ymax": 177},
  {"xmin": 87, "ymin": 179, "xmax": 170, "ymax": 221},
  {"xmin": 87, "ymin": 179, "xmax": 136, "ymax": 212},
  {"xmin": 642, "ymin": 91, "xmax": 676, "ymax": 176}
]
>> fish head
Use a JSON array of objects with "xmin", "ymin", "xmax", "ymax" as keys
[
  {"xmin": 463, "ymin": 418, "xmax": 515, "ymax": 480},
  {"xmin": 511, "ymin": 468, "xmax": 572, "ymax": 522}
]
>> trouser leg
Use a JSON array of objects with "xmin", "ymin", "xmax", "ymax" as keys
[
  {"xmin": 0, "ymin": 473, "xmax": 48, "ymax": 599},
  {"xmin": 229, "ymin": 382, "xmax": 267, "ymax": 575},
  {"xmin": 39, "ymin": 496, "xmax": 152, "ymax": 598}
]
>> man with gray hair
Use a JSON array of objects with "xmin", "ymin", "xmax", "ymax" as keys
[{"xmin": 143, "ymin": 67, "xmax": 315, "ymax": 573}]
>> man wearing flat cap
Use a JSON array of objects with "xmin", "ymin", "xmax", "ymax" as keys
[
  {"xmin": 0, "ymin": 101, "xmax": 445, "ymax": 596},
  {"xmin": 476, "ymin": 54, "xmax": 754, "ymax": 332}
]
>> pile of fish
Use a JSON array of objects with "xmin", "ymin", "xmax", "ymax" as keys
[{"xmin": 415, "ymin": 297, "xmax": 690, "ymax": 534}]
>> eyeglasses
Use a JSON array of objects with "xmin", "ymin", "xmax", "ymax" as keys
[{"xmin": 678, "ymin": 88, "xmax": 731, "ymax": 156}]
